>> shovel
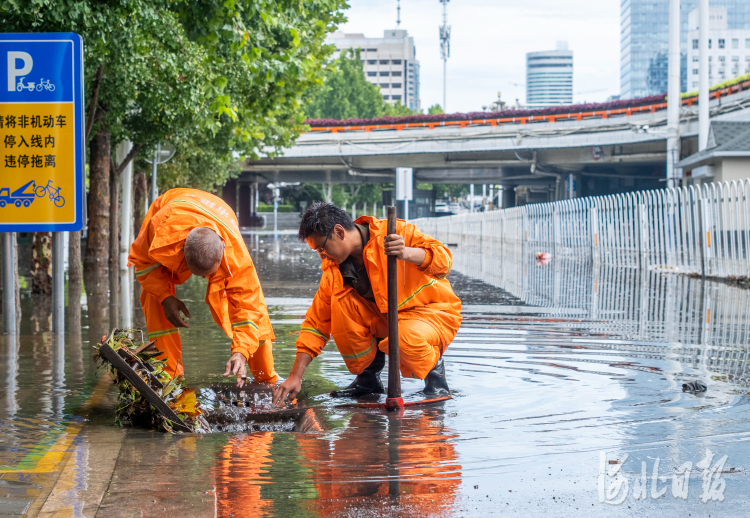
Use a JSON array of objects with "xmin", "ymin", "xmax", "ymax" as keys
[{"xmin": 341, "ymin": 206, "xmax": 452, "ymax": 411}]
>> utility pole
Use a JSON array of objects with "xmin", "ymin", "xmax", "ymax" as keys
[
  {"xmin": 439, "ymin": 0, "xmax": 451, "ymax": 113},
  {"xmin": 397, "ymin": 0, "xmax": 401, "ymax": 27},
  {"xmin": 666, "ymin": 0, "xmax": 681, "ymax": 189}
]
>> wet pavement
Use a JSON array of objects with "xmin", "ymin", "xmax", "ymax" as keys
[{"xmin": 2, "ymin": 233, "xmax": 750, "ymax": 516}]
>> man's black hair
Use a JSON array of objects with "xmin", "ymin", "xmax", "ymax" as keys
[{"xmin": 298, "ymin": 202, "xmax": 355, "ymax": 241}]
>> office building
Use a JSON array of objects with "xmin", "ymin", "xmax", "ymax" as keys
[
  {"xmin": 687, "ymin": 6, "xmax": 750, "ymax": 90},
  {"xmin": 620, "ymin": 0, "xmax": 750, "ymax": 100},
  {"xmin": 526, "ymin": 41, "xmax": 573, "ymax": 108},
  {"xmin": 327, "ymin": 30, "xmax": 421, "ymax": 112}
]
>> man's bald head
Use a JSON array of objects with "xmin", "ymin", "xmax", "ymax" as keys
[{"xmin": 184, "ymin": 227, "xmax": 224, "ymax": 277}]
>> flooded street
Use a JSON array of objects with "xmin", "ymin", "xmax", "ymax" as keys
[{"xmin": 2, "ymin": 233, "xmax": 750, "ymax": 516}]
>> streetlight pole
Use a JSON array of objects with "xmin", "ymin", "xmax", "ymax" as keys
[
  {"xmin": 666, "ymin": 0, "xmax": 681, "ymax": 189},
  {"xmin": 439, "ymin": 0, "xmax": 451, "ymax": 112},
  {"xmin": 698, "ymin": 0, "xmax": 710, "ymax": 151}
]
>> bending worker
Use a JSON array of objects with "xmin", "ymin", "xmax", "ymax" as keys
[
  {"xmin": 272, "ymin": 202, "xmax": 462, "ymax": 405},
  {"xmin": 128, "ymin": 188, "xmax": 277, "ymax": 387}
]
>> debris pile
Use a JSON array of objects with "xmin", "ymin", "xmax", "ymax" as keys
[
  {"xmin": 94, "ymin": 329, "xmax": 327, "ymax": 434},
  {"xmin": 94, "ymin": 329, "xmax": 209, "ymax": 433}
]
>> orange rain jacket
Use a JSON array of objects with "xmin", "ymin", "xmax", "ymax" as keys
[
  {"xmin": 296, "ymin": 216, "xmax": 462, "ymax": 372},
  {"xmin": 128, "ymin": 188, "xmax": 274, "ymax": 360}
]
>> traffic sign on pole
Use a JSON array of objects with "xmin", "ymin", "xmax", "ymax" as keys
[{"xmin": 0, "ymin": 33, "xmax": 85, "ymax": 232}]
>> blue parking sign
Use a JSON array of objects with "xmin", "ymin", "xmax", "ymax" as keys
[{"xmin": 0, "ymin": 33, "xmax": 84, "ymax": 232}]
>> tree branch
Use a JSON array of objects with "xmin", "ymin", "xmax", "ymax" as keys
[
  {"xmin": 85, "ymin": 64, "xmax": 105, "ymax": 141},
  {"xmin": 115, "ymin": 143, "xmax": 145, "ymax": 176}
]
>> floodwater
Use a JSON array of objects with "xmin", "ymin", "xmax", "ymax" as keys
[{"xmin": 2, "ymin": 233, "xmax": 750, "ymax": 516}]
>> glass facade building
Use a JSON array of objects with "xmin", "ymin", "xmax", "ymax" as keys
[
  {"xmin": 526, "ymin": 44, "xmax": 574, "ymax": 108},
  {"xmin": 621, "ymin": 0, "xmax": 750, "ymax": 100}
]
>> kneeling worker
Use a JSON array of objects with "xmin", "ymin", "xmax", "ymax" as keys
[
  {"xmin": 128, "ymin": 188, "xmax": 277, "ymax": 387},
  {"xmin": 272, "ymin": 202, "xmax": 462, "ymax": 406}
]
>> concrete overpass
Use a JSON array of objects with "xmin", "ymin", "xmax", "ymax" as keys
[{"xmin": 232, "ymin": 86, "xmax": 750, "ymax": 208}]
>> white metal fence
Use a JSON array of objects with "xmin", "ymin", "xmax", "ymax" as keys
[{"xmin": 414, "ymin": 178, "xmax": 750, "ymax": 280}]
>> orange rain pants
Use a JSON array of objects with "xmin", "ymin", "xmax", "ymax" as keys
[
  {"xmin": 139, "ymin": 287, "xmax": 276, "ymax": 381},
  {"xmin": 129, "ymin": 188, "xmax": 277, "ymax": 382},
  {"xmin": 297, "ymin": 216, "xmax": 462, "ymax": 380}
]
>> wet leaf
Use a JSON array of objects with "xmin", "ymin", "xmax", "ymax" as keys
[{"xmin": 172, "ymin": 389, "xmax": 197, "ymax": 414}]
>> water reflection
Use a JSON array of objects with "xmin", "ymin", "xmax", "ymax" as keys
[
  {"xmin": 6, "ymin": 232, "xmax": 750, "ymax": 514},
  {"xmin": 297, "ymin": 410, "xmax": 460, "ymax": 516},
  {"xmin": 211, "ymin": 409, "xmax": 461, "ymax": 517},
  {"xmin": 214, "ymin": 432, "xmax": 275, "ymax": 516},
  {"xmin": 1, "ymin": 334, "xmax": 19, "ymax": 418}
]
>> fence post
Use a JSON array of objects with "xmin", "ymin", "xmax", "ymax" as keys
[
  {"xmin": 590, "ymin": 206, "xmax": 599, "ymax": 268},
  {"xmin": 639, "ymin": 201, "xmax": 649, "ymax": 271},
  {"xmin": 696, "ymin": 187, "xmax": 705, "ymax": 276}
]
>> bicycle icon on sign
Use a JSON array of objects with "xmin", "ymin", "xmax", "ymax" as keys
[
  {"xmin": 35, "ymin": 180, "xmax": 65, "ymax": 207},
  {"xmin": 16, "ymin": 77, "xmax": 55, "ymax": 92},
  {"xmin": 36, "ymin": 79, "xmax": 55, "ymax": 92}
]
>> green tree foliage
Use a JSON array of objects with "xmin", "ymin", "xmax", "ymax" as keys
[
  {"xmin": 306, "ymin": 49, "xmax": 414, "ymax": 120},
  {"xmin": 418, "ymin": 183, "xmax": 470, "ymax": 199},
  {"xmin": 384, "ymin": 101, "xmax": 415, "ymax": 117},
  {"xmin": 2, "ymin": 0, "xmax": 347, "ymax": 289},
  {"xmin": 2, "ymin": 0, "xmax": 346, "ymax": 181},
  {"xmin": 427, "ymin": 104, "xmax": 445, "ymax": 115}
]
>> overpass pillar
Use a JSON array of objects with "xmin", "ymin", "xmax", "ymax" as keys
[
  {"xmin": 238, "ymin": 183, "xmax": 251, "ymax": 227},
  {"xmin": 502, "ymin": 186, "xmax": 515, "ymax": 209},
  {"xmin": 222, "ymin": 179, "xmax": 238, "ymax": 216}
]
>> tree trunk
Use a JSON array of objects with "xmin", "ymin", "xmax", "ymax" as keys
[
  {"xmin": 84, "ymin": 125, "xmax": 111, "ymax": 314},
  {"xmin": 132, "ymin": 171, "xmax": 147, "ymax": 328},
  {"xmin": 0, "ymin": 233, "xmax": 22, "ymax": 334},
  {"xmin": 67, "ymin": 230, "xmax": 82, "ymax": 339},
  {"xmin": 109, "ymin": 158, "xmax": 120, "ymax": 327},
  {"xmin": 323, "ymin": 183, "xmax": 333, "ymax": 203},
  {"xmin": 30, "ymin": 232, "xmax": 52, "ymax": 295}
]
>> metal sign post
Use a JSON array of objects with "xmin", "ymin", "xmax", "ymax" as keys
[
  {"xmin": 395, "ymin": 167, "xmax": 413, "ymax": 221},
  {"xmin": 144, "ymin": 141, "xmax": 175, "ymax": 207},
  {"xmin": 1, "ymin": 233, "xmax": 15, "ymax": 335},
  {"xmin": 0, "ymin": 33, "xmax": 85, "ymax": 335}
]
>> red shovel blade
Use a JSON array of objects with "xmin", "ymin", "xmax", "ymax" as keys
[{"xmin": 338, "ymin": 394, "xmax": 452, "ymax": 410}]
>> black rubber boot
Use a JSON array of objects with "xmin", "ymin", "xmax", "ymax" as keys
[
  {"xmin": 423, "ymin": 357, "xmax": 450, "ymax": 397},
  {"xmin": 330, "ymin": 348, "xmax": 386, "ymax": 398}
]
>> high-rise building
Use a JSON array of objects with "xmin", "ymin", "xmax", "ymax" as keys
[
  {"xmin": 327, "ymin": 30, "xmax": 421, "ymax": 112},
  {"xmin": 620, "ymin": 0, "xmax": 750, "ymax": 100},
  {"xmin": 687, "ymin": 6, "xmax": 750, "ymax": 90},
  {"xmin": 526, "ymin": 41, "xmax": 573, "ymax": 108}
]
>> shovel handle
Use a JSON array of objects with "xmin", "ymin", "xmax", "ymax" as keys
[{"xmin": 386, "ymin": 207, "xmax": 401, "ymax": 399}]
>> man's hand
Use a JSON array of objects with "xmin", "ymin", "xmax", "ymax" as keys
[
  {"xmin": 223, "ymin": 352, "xmax": 248, "ymax": 388},
  {"xmin": 272, "ymin": 375, "xmax": 302, "ymax": 407},
  {"xmin": 384, "ymin": 234, "xmax": 426, "ymax": 265},
  {"xmin": 162, "ymin": 296, "xmax": 191, "ymax": 328}
]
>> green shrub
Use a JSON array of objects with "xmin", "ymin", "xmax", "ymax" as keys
[{"xmin": 257, "ymin": 202, "xmax": 296, "ymax": 212}]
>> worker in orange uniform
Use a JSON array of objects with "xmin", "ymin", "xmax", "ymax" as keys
[
  {"xmin": 128, "ymin": 188, "xmax": 277, "ymax": 387},
  {"xmin": 272, "ymin": 202, "xmax": 461, "ymax": 405}
]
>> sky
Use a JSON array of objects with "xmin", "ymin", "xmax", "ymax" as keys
[{"xmin": 336, "ymin": 0, "xmax": 621, "ymax": 114}]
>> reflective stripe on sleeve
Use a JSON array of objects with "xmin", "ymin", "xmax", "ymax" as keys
[
  {"xmin": 301, "ymin": 327, "xmax": 328, "ymax": 341},
  {"xmin": 232, "ymin": 320, "xmax": 260, "ymax": 331},
  {"xmin": 135, "ymin": 263, "xmax": 162, "ymax": 277}
]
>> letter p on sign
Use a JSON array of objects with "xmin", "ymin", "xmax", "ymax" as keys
[{"xmin": 7, "ymin": 51, "xmax": 33, "ymax": 91}]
